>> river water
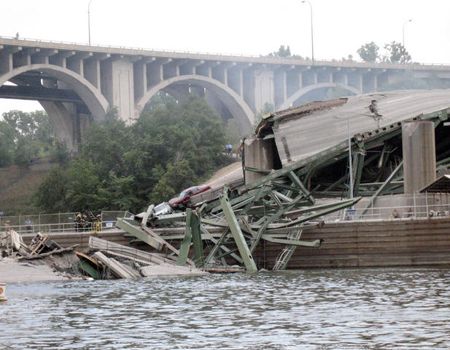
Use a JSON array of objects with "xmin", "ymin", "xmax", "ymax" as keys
[{"xmin": 1, "ymin": 268, "xmax": 450, "ymax": 349}]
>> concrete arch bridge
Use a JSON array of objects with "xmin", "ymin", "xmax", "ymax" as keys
[{"xmin": 2, "ymin": 37, "xmax": 450, "ymax": 149}]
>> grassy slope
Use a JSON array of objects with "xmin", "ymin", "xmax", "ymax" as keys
[{"xmin": 0, "ymin": 160, "xmax": 56, "ymax": 215}]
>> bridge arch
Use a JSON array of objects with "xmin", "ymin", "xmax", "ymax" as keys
[
  {"xmin": 136, "ymin": 75, "xmax": 255, "ymax": 133},
  {"xmin": 280, "ymin": 83, "xmax": 361, "ymax": 110},
  {"xmin": 0, "ymin": 64, "xmax": 109, "ymax": 120}
]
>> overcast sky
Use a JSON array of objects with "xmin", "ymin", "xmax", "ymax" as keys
[{"xmin": 1, "ymin": 0, "xmax": 450, "ymax": 114}]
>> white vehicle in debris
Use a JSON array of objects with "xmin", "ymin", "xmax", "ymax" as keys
[{"xmin": 152, "ymin": 202, "xmax": 173, "ymax": 217}]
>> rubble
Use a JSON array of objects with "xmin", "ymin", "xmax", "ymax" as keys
[
  {"xmin": 114, "ymin": 156, "xmax": 359, "ymax": 273},
  {"xmin": 0, "ymin": 229, "xmax": 82, "ymax": 282}
]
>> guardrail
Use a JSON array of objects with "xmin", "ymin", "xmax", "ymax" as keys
[
  {"xmin": 0, "ymin": 211, "xmax": 129, "ymax": 235},
  {"xmin": 1, "ymin": 194, "xmax": 449, "ymax": 234},
  {"xmin": 2, "ymin": 35, "xmax": 450, "ymax": 67},
  {"xmin": 325, "ymin": 202, "xmax": 450, "ymax": 222}
]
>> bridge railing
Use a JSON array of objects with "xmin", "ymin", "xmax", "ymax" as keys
[
  {"xmin": 0, "ymin": 210, "xmax": 129, "ymax": 235},
  {"xmin": 2, "ymin": 35, "xmax": 450, "ymax": 68},
  {"xmin": 323, "ymin": 193, "xmax": 450, "ymax": 222}
]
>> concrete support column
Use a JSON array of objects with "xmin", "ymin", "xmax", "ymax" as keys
[
  {"xmin": 0, "ymin": 52, "xmax": 12, "ymax": 74},
  {"xmin": 298, "ymin": 71, "xmax": 303, "ymax": 88},
  {"xmin": 274, "ymin": 69, "xmax": 287, "ymax": 107},
  {"xmin": 84, "ymin": 59, "xmax": 101, "ymax": 89},
  {"xmin": 312, "ymin": 70, "xmax": 318, "ymax": 84},
  {"xmin": 103, "ymin": 59, "xmax": 135, "ymax": 122},
  {"xmin": 243, "ymin": 68, "xmax": 255, "ymax": 112},
  {"xmin": 195, "ymin": 63, "xmax": 210, "ymax": 77},
  {"xmin": 67, "ymin": 57, "xmax": 82, "ymax": 75},
  {"xmin": 253, "ymin": 69, "xmax": 274, "ymax": 112},
  {"xmin": 357, "ymin": 74, "xmax": 363, "ymax": 91},
  {"xmin": 49, "ymin": 51, "xmax": 76, "ymax": 68},
  {"xmin": 212, "ymin": 64, "xmax": 226, "ymax": 84},
  {"xmin": 67, "ymin": 52, "xmax": 93, "ymax": 76},
  {"xmin": 163, "ymin": 59, "xmax": 179, "ymax": 80},
  {"xmin": 327, "ymin": 71, "xmax": 333, "ymax": 83},
  {"xmin": 244, "ymin": 136, "xmax": 276, "ymax": 184},
  {"xmin": 13, "ymin": 51, "xmax": 30, "ymax": 67},
  {"xmin": 147, "ymin": 61, "xmax": 163, "ymax": 87},
  {"xmin": 133, "ymin": 60, "xmax": 147, "ymax": 101},
  {"xmin": 226, "ymin": 65, "xmax": 242, "ymax": 96},
  {"xmin": 180, "ymin": 61, "xmax": 196, "ymax": 75},
  {"xmin": 402, "ymin": 120, "xmax": 436, "ymax": 194},
  {"xmin": 343, "ymin": 73, "xmax": 349, "ymax": 86}
]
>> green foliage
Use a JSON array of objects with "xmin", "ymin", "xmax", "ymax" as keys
[
  {"xmin": 384, "ymin": 41, "xmax": 411, "ymax": 64},
  {"xmin": 357, "ymin": 42, "xmax": 379, "ymax": 62},
  {"xmin": 33, "ymin": 167, "xmax": 68, "ymax": 212},
  {"xmin": 35, "ymin": 96, "xmax": 228, "ymax": 213},
  {"xmin": 0, "ymin": 120, "xmax": 16, "ymax": 166},
  {"xmin": 267, "ymin": 45, "xmax": 292, "ymax": 57},
  {"xmin": 0, "ymin": 110, "xmax": 63, "ymax": 167}
]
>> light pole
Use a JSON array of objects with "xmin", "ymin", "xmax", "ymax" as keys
[
  {"xmin": 301, "ymin": 0, "xmax": 314, "ymax": 64},
  {"xmin": 88, "ymin": 0, "xmax": 93, "ymax": 45},
  {"xmin": 402, "ymin": 19, "xmax": 412, "ymax": 47}
]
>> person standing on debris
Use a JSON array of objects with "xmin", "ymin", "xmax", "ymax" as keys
[
  {"xmin": 225, "ymin": 144, "xmax": 233, "ymax": 155},
  {"xmin": 74, "ymin": 213, "xmax": 83, "ymax": 232},
  {"xmin": 93, "ymin": 214, "xmax": 102, "ymax": 234}
]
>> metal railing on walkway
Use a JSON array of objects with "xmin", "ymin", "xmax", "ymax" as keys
[
  {"xmin": 325, "ymin": 193, "xmax": 450, "ymax": 222},
  {"xmin": 0, "ymin": 211, "xmax": 129, "ymax": 235}
]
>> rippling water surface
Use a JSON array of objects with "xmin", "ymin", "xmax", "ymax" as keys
[{"xmin": 1, "ymin": 268, "xmax": 450, "ymax": 349}]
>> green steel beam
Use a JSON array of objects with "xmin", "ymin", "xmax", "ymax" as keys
[
  {"xmin": 279, "ymin": 197, "xmax": 361, "ymax": 228},
  {"xmin": 353, "ymin": 150, "xmax": 365, "ymax": 197},
  {"xmin": 220, "ymin": 191, "xmax": 258, "ymax": 273},
  {"xmin": 189, "ymin": 210, "xmax": 204, "ymax": 267},
  {"xmin": 201, "ymin": 227, "xmax": 243, "ymax": 264},
  {"xmin": 204, "ymin": 229, "xmax": 229, "ymax": 265},
  {"xmin": 116, "ymin": 218, "xmax": 162, "ymax": 250},
  {"xmin": 176, "ymin": 214, "xmax": 193, "ymax": 266},
  {"xmin": 249, "ymin": 193, "xmax": 305, "ymax": 253},
  {"xmin": 360, "ymin": 160, "xmax": 403, "ymax": 216},
  {"xmin": 288, "ymin": 171, "xmax": 314, "ymax": 204}
]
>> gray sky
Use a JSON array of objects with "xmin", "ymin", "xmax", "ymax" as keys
[{"xmin": 1, "ymin": 0, "xmax": 450, "ymax": 114}]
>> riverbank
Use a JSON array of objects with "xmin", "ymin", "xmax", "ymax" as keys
[{"xmin": 0, "ymin": 258, "xmax": 79, "ymax": 283}]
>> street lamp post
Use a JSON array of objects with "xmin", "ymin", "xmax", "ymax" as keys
[
  {"xmin": 301, "ymin": 0, "xmax": 315, "ymax": 64},
  {"xmin": 88, "ymin": 0, "xmax": 93, "ymax": 45},
  {"xmin": 402, "ymin": 19, "xmax": 412, "ymax": 47}
]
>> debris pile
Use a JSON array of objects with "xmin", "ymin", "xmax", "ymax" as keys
[
  {"xmin": 0, "ymin": 228, "xmax": 82, "ymax": 281},
  {"xmin": 76, "ymin": 236, "xmax": 206, "ymax": 280},
  {"xmin": 0, "ymin": 229, "xmax": 75, "ymax": 260},
  {"xmin": 115, "ymin": 157, "xmax": 360, "ymax": 273}
]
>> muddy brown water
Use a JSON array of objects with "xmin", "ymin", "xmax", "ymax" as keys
[{"xmin": 1, "ymin": 268, "xmax": 450, "ymax": 349}]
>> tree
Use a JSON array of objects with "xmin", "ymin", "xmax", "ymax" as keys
[
  {"xmin": 35, "ymin": 96, "xmax": 229, "ymax": 213},
  {"xmin": 357, "ymin": 42, "xmax": 379, "ymax": 62},
  {"xmin": 267, "ymin": 45, "xmax": 292, "ymax": 58},
  {"xmin": 384, "ymin": 41, "xmax": 411, "ymax": 64},
  {"xmin": 0, "ymin": 121, "xmax": 16, "ymax": 166},
  {"xmin": 0, "ymin": 110, "xmax": 61, "ymax": 167},
  {"xmin": 33, "ymin": 167, "xmax": 68, "ymax": 212}
]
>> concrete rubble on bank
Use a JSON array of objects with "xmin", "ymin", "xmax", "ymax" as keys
[{"xmin": 0, "ymin": 229, "xmax": 81, "ymax": 283}]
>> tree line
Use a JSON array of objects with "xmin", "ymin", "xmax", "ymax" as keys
[
  {"xmin": 267, "ymin": 41, "xmax": 412, "ymax": 64},
  {"xmin": 0, "ymin": 110, "xmax": 68, "ymax": 167},
  {"xmin": 33, "ymin": 96, "xmax": 230, "ymax": 213}
]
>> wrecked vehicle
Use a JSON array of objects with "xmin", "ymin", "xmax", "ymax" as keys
[
  {"xmin": 168, "ymin": 185, "xmax": 211, "ymax": 209},
  {"xmin": 152, "ymin": 202, "xmax": 173, "ymax": 216}
]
